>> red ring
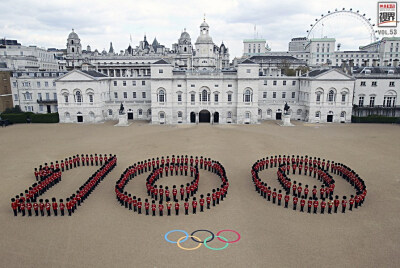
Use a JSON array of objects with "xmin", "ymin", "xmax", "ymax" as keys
[{"xmin": 216, "ymin": 229, "xmax": 241, "ymax": 243}]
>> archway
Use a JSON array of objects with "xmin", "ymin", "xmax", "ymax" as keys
[
  {"xmin": 213, "ymin": 112, "xmax": 219, "ymax": 123},
  {"xmin": 77, "ymin": 112, "xmax": 83, "ymax": 123},
  {"xmin": 190, "ymin": 112, "xmax": 196, "ymax": 123},
  {"xmin": 128, "ymin": 109, "xmax": 133, "ymax": 120},
  {"xmin": 199, "ymin": 110, "xmax": 210, "ymax": 123},
  {"xmin": 276, "ymin": 110, "xmax": 282, "ymax": 120}
]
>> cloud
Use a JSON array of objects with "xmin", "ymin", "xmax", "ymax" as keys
[{"xmin": 0, "ymin": 0, "xmax": 381, "ymax": 58}]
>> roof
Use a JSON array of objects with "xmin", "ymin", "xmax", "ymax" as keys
[
  {"xmin": 305, "ymin": 69, "xmax": 330, "ymax": 77},
  {"xmin": 353, "ymin": 67, "xmax": 400, "ymax": 75},
  {"xmin": 240, "ymin": 59, "xmax": 257, "ymax": 64},
  {"xmin": 153, "ymin": 59, "xmax": 170, "ymax": 65},
  {"xmin": 248, "ymin": 55, "xmax": 306, "ymax": 64},
  {"xmin": 68, "ymin": 30, "xmax": 79, "ymax": 40},
  {"xmin": 81, "ymin": 70, "xmax": 107, "ymax": 77},
  {"xmin": 310, "ymin": 38, "xmax": 336, "ymax": 42},
  {"xmin": 0, "ymin": 62, "xmax": 7, "ymax": 68},
  {"xmin": 243, "ymin": 39, "xmax": 266, "ymax": 43}
]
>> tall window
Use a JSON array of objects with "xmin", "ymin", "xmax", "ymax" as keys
[
  {"xmin": 201, "ymin": 90, "xmax": 208, "ymax": 102},
  {"xmin": 273, "ymin": 92, "xmax": 276, "ymax": 99},
  {"xmin": 178, "ymin": 111, "xmax": 182, "ymax": 118},
  {"xmin": 292, "ymin": 92, "xmax": 295, "ymax": 98},
  {"xmin": 328, "ymin": 90, "xmax": 334, "ymax": 102},
  {"xmin": 227, "ymin": 93, "xmax": 232, "ymax": 102},
  {"xmin": 341, "ymin": 94, "xmax": 346, "ymax": 102},
  {"xmin": 315, "ymin": 111, "xmax": 320, "ymax": 118},
  {"xmin": 89, "ymin": 94, "xmax": 93, "ymax": 103},
  {"xmin": 358, "ymin": 96, "xmax": 364, "ymax": 106},
  {"xmin": 133, "ymin": 92, "xmax": 136, "ymax": 98},
  {"xmin": 263, "ymin": 92, "xmax": 267, "ymax": 99},
  {"xmin": 191, "ymin": 93, "xmax": 195, "ymax": 103},
  {"xmin": 384, "ymin": 96, "xmax": 396, "ymax": 107},
  {"xmin": 369, "ymin": 96, "xmax": 375, "ymax": 107},
  {"xmin": 142, "ymin": 92, "xmax": 146, "ymax": 98},
  {"xmin": 316, "ymin": 93, "xmax": 321, "ymax": 102},
  {"xmin": 75, "ymin": 91, "xmax": 82, "ymax": 102},
  {"xmin": 245, "ymin": 112, "xmax": 250, "ymax": 119},
  {"xmin": 227, "ymin": 112, "xmax": 232, "ymax": 118},
  {"xmin": 244, "ymin": 90, "xmax": 251, "ymax": 102},
  {"xmin": 282, "ymin": 92, "xmax": 286, "ymax": 99},
  {"xmin": 138, "ymin": 109, "xmax": 143, "ymax": 116},
  {"xmin": 38, "ymin": 93, "xmax": 42, "ymax": 100},
  {"xmin": 64, "ymin": 94, "xmax": 68, "ymax": 103},
  {"xmin": 178, "ymin": 94, "xmax": 182, "ymax": 102},
  {"xmin": 123, "ymin": 92, "xmax": 127, "ymax": 98},
  {"xmin": 214, "ymin": 93, "xmax": 219, "ymax": 103},
  {"xmin": 159, "ymin": 90, "xmax": 165, "ymax": 102}
]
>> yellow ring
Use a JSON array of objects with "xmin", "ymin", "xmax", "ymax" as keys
[{"xmin": 176, "ymin": 235, "xmax": 202, "ymax": 251}]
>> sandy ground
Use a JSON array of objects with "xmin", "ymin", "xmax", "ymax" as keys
[{"xmin": 0, "ymin": 120, "xmax": 399, "ymax": 268}]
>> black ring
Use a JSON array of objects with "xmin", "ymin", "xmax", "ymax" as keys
[{"xmin": 191, "ymin": 229, "xmax": 215, "ymax": 244}]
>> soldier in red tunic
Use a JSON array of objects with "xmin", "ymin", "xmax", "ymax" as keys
[
  {"xmin": 144, "ymin": 199, "xmax": 150, "ymax": 215},
  {"xmin": 158, "ymin": 201, "xmax": 163, "ymax": 216},
  {"xmin": 52, "ymin": 197, "xmax": 58, "ymax": 216},
  {"xmin": 328, "ymin": 197, "xmax": 333, "ymax": 214},
  {"xmin": 341, "ymin": 196, "xmax": 347, "ymax": 213},
  {"xmin": 26, "ymin": 200, "xmax": 32, "ymax": 217},
  {"xmin": 349, "ymin": 195, "xmax": 355, "ymax": 211},
  {"xmin": 300, "ymin": 196, "xmax": 306, "ymax": 212},
  {"xmin": 313, "ymin": 198, "xmax": 319, "ymax": 214},
  {"xmin": 284, "ymin": 192, "xmax": 290, "ymax": 208},
  {"xmin": 166, "ymin": 199, "xmax": 172, "ymax": 216},
  {"xmin": 272, "ymin": 188, "xmax": 277, "ymax": 204},
  {"xmin": 175, "ymin": 202, "xmax": 180, "ymax": 215},
  {"xmin": 180, "ymin": 185, "xmax": 185, "ymax": 201},
  {"xmin": 184, "ymin": 199, "xmax": 189, "ymax": 215},
  {"xmin": 137, "ymin": 198, "xmax": 142, "ymax": 214},
  {"xmin": 206, "ymin": 193, "xmax": 211, "ymax": 209},
  {"xmin": 172, "ymin": 185, "xmax": 178, "ymax": 202},
  {"xmin": 151, "ymin": 200, "xmax": 156, "ymax": 216},
  {"xmin": 312, "ymin": 186, "xmax": 317, "ymax": 199},
  {"xmin": 39, "ymin": 199, "xmax": 45, "ymax": 216},
  {"xmin": 20, "ymin": 199, "xmax": 26, "ymax": 216},
  {"xmin": 320, "ymin": 198, "xmax": 326, "ymax": 214},
  {"xmin": 45, "ymin": 199, "xmax": 51, "ymax": 216},
  {"xmin": 307, "ymin": 198, "xmax": 313, "ymax": 213},
  {"xmin": 334, "ymin": 195, "xmax": 340, "ymax": 213},
  {"xmin": 277, "ymin": 190, "xmax": 283, "ymax": 206},
  {"xmin": 59, "ymin": 199, "xmax": 65, "ymax": 216},
  {"xmin": 192, "ymin": 197, "xmax": 198, "ymax": 214},
  {"xmin": 293, "ymin": 196, "xmax": 298, "ymax": 210},
  {"xmin": 199, "ymin": 194, "xmax": 205, "ymax": 212}
]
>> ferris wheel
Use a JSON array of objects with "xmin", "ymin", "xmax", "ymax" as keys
[{"xmin": 306, "ymin": 8, "xmax": 377, "ymax": 45}]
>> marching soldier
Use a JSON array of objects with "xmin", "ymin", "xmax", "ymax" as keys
[
  {"xmin": 151, "ymin": 200, "xmax": 156, "ymax": 216},
  {"xmin": 293, "ymin": 195, "xmax": 298, "ymax": 210},
  {"xmin": 349, "ymin": 195, "xmax": 355, "ymax": 211},
  {"xmin": 328, "ymin": 197, "xmax": 333, "ymax": 214},
  {"xmin": 206, "ymin": 193, "xmax": 211, "ymax": 209},
  {"xmin": 307, "ymin": 198, "xmax": 312, "ymax": 213},
  {"xmin": 137, "ymin": 198, "xmax": 142, "ymax": 214},
  {"xmin": 342, "ymin": 196, "xmax": 347, "ymax": 213},
  {"xmin": 284, "ymin": 192, "xmax": 290, "ymax": 208},
  {"xmin": 39, "ymin": 199, "xmax": 45, "ymax": 216},
  {"xmin": 313, "ymin": 198, "xmax": 319, "ymax": 214},
  {"xmin": 320, "ymin": 198, "xmax": 326, "ymax": 214},
  {"xmin": 166, "ymin": 199, "xmax": 172, "ymax": 216},
  {"xmin": 59, "ymin": 199, "xmax": 65, "ymax": 216},
  {"xmin": 300, "ymin": 196, "xmax": 306, "ymax": 212},
  {"xmin": 334, "ymin": 196, "xmax": 340, "ymax": 213},
  {"xmin": 26, "ymin": 200, "xmax": 32, "ymax": 217},
  {"xmin": 175, "ymin": 201, "xmax": 180, "ymax": 216},
  {"xmin": 52, "ymin": 198, "xmax": 58, "ymax": 216},
  {"xmin": 45, "ymin": 199, "xmax": 51, "ymax": 216},
  {"xmin": 159, "ymin": 201, "xmax": 164, "ymax": 216},
  {"xmin": 184, "ymin": 199, "xmax": 189, "ymax": 215},
  {"xmin": 145, "ymin": 199, "xmax": 150, "ymax": 215},
  {"xmin": 192, "ymin": 197, "xmax": 197, "ymax": 214},
  {"xmin": 200, "ymin": 194, "xmax": 205, "ymax": 212},
  {"xmin": 272, "ymin": 188, "xmax": 277, "ymax": 204}
]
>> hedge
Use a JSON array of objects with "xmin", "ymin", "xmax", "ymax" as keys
[
  {"xmin": 1, "ymin": 113, "xmax": 59, "ymax": 123},
  {"xmin": 351, "ymin": 115, "xmax": 400, "ymax": 124}
]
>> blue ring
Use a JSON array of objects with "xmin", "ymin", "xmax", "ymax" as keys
[{"xmin": 164, "ymin": 230, "xmax": 189, "ymax": 244}]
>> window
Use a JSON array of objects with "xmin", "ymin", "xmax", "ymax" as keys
[
  {"xmin": 358, "ymin": 96, "xmax": 364, "ymax": 106},
  {"xmin": 114, "ymin": 81, "xmax": 117, "ymax": 86},
  {"xmin": 341, "ymin": 111, "xmax": 345, "ymax": 117},
  {"xmin": 191, "ymin": 93, "xmax": 195, "ymax": 102},
  {"xmin": 64, "ymin": 95, "xmax": 68, "ymax": 103},
  {"xmin": 13, "ymin": 82, "xmax": 17, "ymax": 87},
  {"xmin": 341, "ymin": 94, "xmax": 346, "ymax": 102},
  {"xmin": 246, "ymin": 69, "xmax": 251, "ymax": 73},
  {"xmin": 39, "ymin": 105, "xmax": 43, "ymax": 112},
  {"xmin": 108, "ymin": 109, "xmax": 113, "ymax": 115},
  {"xmin": 292, "ymin": 81, "xmax": 296, "ymax": 86},
  {"xmin": 201, "ymin": 90, "xmax": 208, "ymax": 102},
  {"xmin": 123, "ymin": 92, "xmax": 127, "ymax": 99},
  {"xmin": 14, "ymin": 94, "xmax": 18, "ymax": 100},
  {"xmin": 360, "ymin": 81, "xmax": 366, "ymax": 86},
  {"xmin": 114, "ymin": 92, "xmax": 118, "ymax": 99},
  {"xmin": 282, "ymin": 92, "xmax": 286, "ymax": 99},
  {"xmin": 214, "ymin": 93, "xmax": 219, "ymax": 103},
  {"xmin": 142, "ymin": 81, "xmax": 145, "ymax": 86},
  {"xmin": 328, "ymin": 90, "xmax": 335, "ymax": 102},
  {"xmin": 383, "ymin": 96, "xmax": 396, "ymax": 107},
  {"xmin": 53, "ymin": 82, "xmax": 56, "ymax": 87},
  {"xmin": 45, "ymin": 82, "xmax": 49, "ymax": 87},
  {"xmin": 263, "ymin": 92, "xmax": 267, "ymax": 99},
  {"xmin": 178, "ymin": 111, "xmax": 182, "ymax": 118},
  {"xmin": 89, "ymin": 94, "xmax": 93, "ymax": 103},
  {"xmin": 38, "ymin": 93, "xmax": 42, "ymax": 100},
  {"xmin": 138, "ymin": 109, "xmax": 143, "ymax": 116},
  {"xmin": 228, "ymin": 84, "xmax": 232, "ymax": 87},
  {"xmin": 227, "ymin": 112, "xmax": 232, "ymax": 118},
  {"xmin": 292, "ymin": 92, "xmax": 295, "ymax": 98},
  {"xmin": 315, "ymin": 111, "xmax": 320, "ymax": 118},
  {"xmin": 191, "ymin": 84, "xmax": 195, "ymax": 87},
  {"xmin": 267, "ymin": 109, "xmax": 272, "ymax": 115},
  {"xmin": 371, "ymin": 81, "xmax": 377, "ymax": 87},
  {"xmin": 76, "ymin": 91, "xmax": 82, "ymax": 102},
  {"xmin": 245, "ymin": 112, "xmax": 250, "ymax": 119},
  {"xmin": 228, "ymin": 93, "xmax": 232, "ymax": 102},
  {"xmin": 46, "ymin": 93, "xmax": 50, "ymax": 100},
  {"xmin": 283, "ymin": 81, "xmax": 286, "ymax": 86},
  {"xmin": 369, "ymin": 96, "xmax": 375, "ymax": 107},
  {"xmin": 178, "ymin": 94, "xmax": 182, "ymax": 102},
  {"xmin": 177, "ymin": 84, "xmax": 182, "ymax": 87},
  {"xmin": 215, "ymin": 84, "xmax": 219, "ymax": 87},
  {"xmin": 316, "ymin": 93, "xmax": 321, "ymax": 102},
  {"xmin": 273, "ymin": 81, "xmax": 277, "ymax": 86},
  {"xmin": 389, "ymin": 81, "xmax": 395, "ymax": 87},
  {"xmin": 160, "ymin": 113, "xmax": 165, "ymax": 119},
  {"xmin": 264, "ymin": 80, "xmax": 267, "ymax": 85},
  {"xmin": 297, "ymin": 109, "xmax": 302, "ymax": 115},
  {"xmin": 37, "ymin": 82, "xmax": 41, "ymax": 87},
  {"xmin": 244, "ymin": 90, "xmax": 251, "ymax": 102},
  {"xmin": 273, "ymin": 92, "xmax": 276, "ymax": 99},
  {"xmin": 123, "ymin": 81, "xmax": 126, "ymax": 86},
  {"xmin": 133, "ymin": 92, "xmax": 136, "ymax": 98},
  {"xmin": 159, "ymin": 90, "xmax": 165, "ymax": 102},
  {"xmin": 142, "ymin": 92, "xmax": 146, "ymax": 98},
  {"xmin": 159, "ymin": 69, "xmax": 163, "ymax": 73},
  {"xmin": 132, "ymin": 81, "xmax": 136, "ymax": 86}
]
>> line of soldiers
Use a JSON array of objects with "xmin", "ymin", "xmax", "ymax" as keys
[
  {"xmin": 115, "ymin": 155, "xmax": 229, "ymax": 216},
  {"xmin": 251, "ymin": 155, "xmax": 367, "ymax": 214},
  {"xmin": 11, "ymin": 155, "xmax": 117, "ymax": 216}
]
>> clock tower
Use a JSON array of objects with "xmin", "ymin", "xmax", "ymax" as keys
[{"xmin": 194, "ymin": 19, "xmax": 217, "ymax": 70}]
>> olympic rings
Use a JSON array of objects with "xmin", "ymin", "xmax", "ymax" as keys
[
  {"xmin": 177, "ymin": 236, "xmax": 203, "ymax": 251},
  {"xmin": 216, "ymin": 229, "xmax": 241, "ymax": 243},
  {"xmin": 191, "ymin": 229, "xmax": 215, "ymax": 244},
  {"xmin": 203, "ymin": 235, "xmax": 229, "ymax": 251},
  {"xmin": 164, "ymin": 229, "xmax": 240, "ymax": 251},
  {"xmin": 164, "ymin": 230, "xmax": 189, "ymax": 244}
]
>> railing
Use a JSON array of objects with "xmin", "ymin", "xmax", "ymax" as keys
[
  {"xmin": 353, "ymin": 105, "xmax": 400, "ymax": 109},
  {"xmin": 37, "ymin": 99, "xmax": 57, "ymax": 104}
]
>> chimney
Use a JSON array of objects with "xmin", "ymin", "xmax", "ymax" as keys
[
  {"xmin": 393, "ymin": 59, "xmax": 399, "ymax": 67},
  {"xmin": 372, "ymin": 59, "xmax": 378, "ymax": 67}
]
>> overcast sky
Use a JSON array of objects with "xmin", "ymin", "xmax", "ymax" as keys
[{"xmin": 0, "ymin": 0, "xmax": 388, "ymax": 57}]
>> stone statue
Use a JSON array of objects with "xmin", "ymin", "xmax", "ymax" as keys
[
  {"xmin": 284, "ymin": 102, "xmax": 290, "ymax": 115},
  {"xmin": 119, "ymin": 103, "xmax": 125, "ymax": 115}
]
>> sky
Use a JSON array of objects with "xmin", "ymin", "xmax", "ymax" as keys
[{"xmin": 0, "ymin": 0, "xmax": 392, "ymax": 58}]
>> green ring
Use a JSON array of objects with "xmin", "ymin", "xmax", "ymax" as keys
[{"xmin": 203, "ymin": 235, "xmax": 229, "ymax": 251}]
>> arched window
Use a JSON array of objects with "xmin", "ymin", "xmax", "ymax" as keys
[
  {"xmin": 245, "ymin": 112, "xmax": 251, "ymax": 119},
  {"xmin": 201, "ymin": 90, "xmax": 208, "ymax": 102},
  {"xmin": 71, "ymin": 40, "xmax": 74, "ymax": 45},
  {"xmin": 75, "ymin": 91, "xmax": 82, "ymax": 102},
  {"xmin": 63, "ymin": 94, "xmax": 69, "ymax": 103},
  {"xmin": 244, "ymin": 89, "xmax": 252, "ymax": 102},
  {"xmin": 72, "ymin": 47, "xmax": 74, "ymax": 53},
  {"xmin": 65, "ymin": 112, "xmax": 70, "ymax": 119},
  {"xmin": 158, "ymin": 90, "xmax": 165, "ymax": 102},
  {"xmin": 341, "ymin": 111, "xmax": 346, "ymax": 117},
  {"xmin": 89, "ymin": 112, "xmax": 95, "ymax": 119},
  {"xmin": 316, "ymin": 92, "xmax": 322, "ymax": 102},
  {"xmin": 341, "ymin": 93, "xmax": 346, "ymax": 102},
  {"xmin": 328, "ymin": 90, "xmax": 335, "ymax": 102},
  {"xmin": 267, "ymin": 109, "xmax": 272, "ymax": 115},
  {"xmin": 88, "ymin": 94, "xmax": 93, "ymax": 103},
  {"xmin": 227, "ymin": 112, "xmax": 232, "ymax": 119},
  {"xmin": 160, "ymin": 112, "xmax": 165, "ymax": 119},
  {"xmin": 138, "ymin": 109, "xmax": 143, "ymax": 116},
  {"xmin": 178, "ymin": 111, "xmax": 183, "ymax": 118}
]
